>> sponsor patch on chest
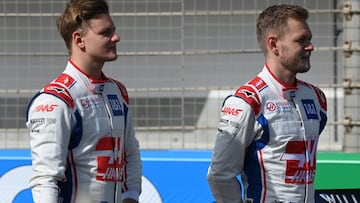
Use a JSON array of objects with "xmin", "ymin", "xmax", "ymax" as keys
[
  {"xmin": 80, "ymin": 95, "xmax": 103, "ymax": 109},
  {"xmin": 301, "ymin": 99, "xmax": 318, "ymax": 120},
  {"xmin": 107, "ymin": 95, "xmax": 123, "ymax": 116},
  {"xmin": 265, "ymin": 100, "xmax": 292, "ymax": 113}
]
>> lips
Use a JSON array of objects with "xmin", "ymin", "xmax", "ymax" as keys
[
  {"xmin": 304, "ymin": 51, "xmax": 311, "ymax": 57},
  {"xmin": 108, "ymin": 46, "xmax": 117, "ymax": 52},
  {"xmin": 301, "ymin": 52, "xmax": 311, "ymax": 59}
]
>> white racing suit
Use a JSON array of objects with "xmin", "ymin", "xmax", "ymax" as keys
[
  {"xmin": 26, "ymin": 60, "xmax": 142, "ymax": 203},
  {"xmin": 207, "ymin": 65, "xmax": 327, "ymax": 203}
]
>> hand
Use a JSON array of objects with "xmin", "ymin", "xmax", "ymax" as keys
[{"xmin": 123, "ymin": 198, "xmax": 138, "ymax": 203}]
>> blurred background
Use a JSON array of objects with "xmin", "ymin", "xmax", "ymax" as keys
[{"xmin": 1, "ymin": 0, "xmax": 360, "ymax": 153}]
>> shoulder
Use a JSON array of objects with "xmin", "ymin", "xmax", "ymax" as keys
[
  {"xmin": 26, "ymin": 88, "xmax": 73, "ymax": 122},
  {"xmin": 233, "ymin": 76, "xmax": 267, "ymax": 115},
  {"xmin": 41, "ymin": 73, "xmax": 76, "ymax": 108},
  {"xmin": 299, "ymin": 80, "xmax": 327, "ymax": 110},
  {"xmin": 109, "ymin": 78, "xmax": 129, "ymax": 104}
]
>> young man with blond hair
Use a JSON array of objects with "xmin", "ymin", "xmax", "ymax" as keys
[{"xmin": 26, "ymin": 0, "xmax": 142, "ymax": 202}]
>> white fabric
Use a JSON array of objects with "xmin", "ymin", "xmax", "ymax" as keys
[
  {"xmin": 26, "ymin": 60, "xmax": 142, "ymax": 203},
  {"xmin": 207, "ymin": 65, "xmax": 327, "ymax": 203}
]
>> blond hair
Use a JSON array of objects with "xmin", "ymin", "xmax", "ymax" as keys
[
  {"xmin": 256, "ymin": 4, "xmax": 309, "ymax": 54},
  {"xmin": 56, "ymin": 0, "xmax": 109, "ymax": 51}
]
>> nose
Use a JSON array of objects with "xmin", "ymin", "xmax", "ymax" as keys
[
  {"xmin": 305, "ymin": 41, "xmax": 314, "ymax": 51},
  {"xmin": 112, "ymin": 32, "xmax": 120, "ymax": 42}
]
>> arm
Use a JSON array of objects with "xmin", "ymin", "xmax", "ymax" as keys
[
  {"xmin": 121, "ymin": 106, "xmax": 142, "ymax": 202},
  {"xmin": 207, "ymin": 95, "xmax": 257, "ymax": 203},
  {"xmin": 312, "ymin": 85, "xmax": 327, "ymax": 134},
  {"xmin": 112, "ymin": 79, "xmax": 142, "ymax": 202},
  {"xmin": 26, "ymin": 94, "xmax": 73, "ymax": 203}
]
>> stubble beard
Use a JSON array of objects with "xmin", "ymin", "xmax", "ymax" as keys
[
  {"xmin": 281, "ymin": 55, "xmax": 311, "ymax": 74},
  {"xmin": 298, "ymin": 58, "xmax": 311, "ymax": 73}
]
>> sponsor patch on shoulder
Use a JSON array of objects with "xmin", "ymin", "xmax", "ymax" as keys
[
  {"xmin": 35, "ymin": 104, "xmax": 58, "ymax": 112},
  {"xmin": 221, "ymin": 106, "xmax": 243, "ymax": 116}
]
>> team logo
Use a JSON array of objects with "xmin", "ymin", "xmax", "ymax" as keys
[
  {"xmin": 221, "ymin": 106, "xmax": 242, "ymax": 116},
  {"xmin": 35, "ymin": 104, "xmax": 58, "ymax": 112},
  {"xmin": 265, "ymin": 102, "xmax": 276, "ymax": 112},
  {"xmin": 79, "ymin": 95, "xmax": 103, "ymax": 109},
  {"xmin": 265, "ymin": 100, "xmax": 291, "ymax": 113},
  {"xmin": 81, "ymin": 99, "xmax": 89, "ymax": 109},
  {"xmin": 96, "ymin": 137, "xmax": 124, "ymax": 181},
  {"xmin": 280, "ymin": 137, "xmax": 318, "ymax": 184}
]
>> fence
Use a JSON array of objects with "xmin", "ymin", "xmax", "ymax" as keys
[{"xmin": 0, "ymin": 0, "xmax": 358, "ymax": 151}]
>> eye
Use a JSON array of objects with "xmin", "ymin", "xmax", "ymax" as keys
[
  {"xmin": 297, "ymin": 37, "xmax": 311, "ymax": 46},
  {"xmin": 99, "ymin": 27, "xmax": 116, "ymax": 37}
]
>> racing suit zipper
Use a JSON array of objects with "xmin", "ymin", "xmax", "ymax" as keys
[
  {"xmin": 102, "ymin": 93, "xmax": 120, "ymax": 203},
  {"xmin": 290, "ymin": 99, "xmax": 310, "ymax": 202}
]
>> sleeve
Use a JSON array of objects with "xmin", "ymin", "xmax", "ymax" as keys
[
  {"xmin": 207, "ymin": 95, "xmax": 257, "ymax": 203},
  {"xmin": 121, "ymin": 101, "xmax": 142, "ymax": 201},
  {"xmin": 26, "ymin": 93, "xmax": 73, "ymax": 203},
  {"xmin": 312, "ymin": 85, "xmax": 327, "ymax": 134}
]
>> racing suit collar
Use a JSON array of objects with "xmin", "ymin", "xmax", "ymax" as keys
[
  {"xmin": 264, "ymin": 63, "xmax": 298, "ymax": 88},
  {"xmin": 68, "ymin": 59, "xmax": 109, "ymax": 83},
  {"xmin": 264, "ymin": 64, "xmax": 298, "ymax": 100}
]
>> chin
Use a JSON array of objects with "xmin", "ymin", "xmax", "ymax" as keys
[
  {"xmin": 299, "ymin": 65, "xmax": 311, "ymax": 73},
  {"xmin": 107, "ymin": 55, "xmax": 118, "ymax": 61}
]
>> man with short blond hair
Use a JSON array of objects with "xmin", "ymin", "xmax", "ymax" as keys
[
  {"xmin": 26, "ymin": 0, "xmax": 142, "ymax": 202},
  {"xmin": 207, "ymin": 5, "xmax": 327, "ymax": 203}
]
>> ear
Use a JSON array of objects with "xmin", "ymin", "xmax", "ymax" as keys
[
  {"xmin": 267, "ymin": 35, "xmax": 279, "ymax": 55},
  {"xmin": 72, "ymin": 31, "xmax": 85, "ymax": 49}
]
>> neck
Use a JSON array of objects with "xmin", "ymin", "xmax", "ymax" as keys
[
  {"xmin": 70, "ymin": 55, "xmax": 104, "ymax": 80},
  {"xmin": 265, "ymin": 62, "xmax": 297, "ymax": 87}
]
